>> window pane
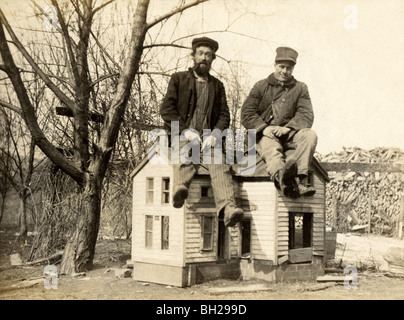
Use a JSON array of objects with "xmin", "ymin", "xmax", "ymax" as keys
[
  {"xmin": 146, "ymin": 232, "xmax": 153, "ymax": 248},
  {"xmin": 203, "ymin": 234, "xmax": 212, "ymax": 250},
  {"xmin": 162, "ymin": 178, "xmax": 170, "ymax": 191},
  {"xmin": 202, "ymin": 216, "xmax": 214, "ymax": 250},
  {"xmin": 145, "ymin": 215, "xmax": 153, "ymax": 248},
  {"xmin": 163, "ymin": 192, "xmax": 169, "ymax": 204},
  {"xmin": 146, "ymin": 191, "xmax": 154, "ymax": 204},
  {"xmin": 161, "ymin": 216, "xmax": 169, "ymax": 250},
  {"xmin": 203, "ymin": 216, "xmax": 213, "ymax": 233},
  {"xmin": 162, "ymin": 178, "xmax": 170, "ymax": 204},
  {"xmin": 147, "ymin": 178, "xmax": 154, "ymax": 190}
]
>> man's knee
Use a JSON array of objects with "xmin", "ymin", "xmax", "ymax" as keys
[{"xmin": 296, "ymin": 128, "xmax": 317, "ymax": 146}]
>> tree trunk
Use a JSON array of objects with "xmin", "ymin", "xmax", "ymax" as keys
[
  {"xmin": 18, "ymin": 190, "xmax": 28, "ymax": 238},
  {"xmin": 0, "ymin": 191, "xmax": 6, "ymax": 225},
  {"xmin": 59, "ymin": 172, "xmax": 102, "ymax": 274}
]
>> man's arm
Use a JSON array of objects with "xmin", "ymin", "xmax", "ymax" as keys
[
  {"xmin": 241, "ymin": 81, "xmax": 267, "ymax": 133},
  {"xmin": 285, "ymin": 83, "xmax": 314, "ymax": 131},
  {"xmin": 160, "ymin": 73, "xmax": 187, "ymax": 131},
  {"xmin": 213, "ymin": 81, "xmax": 230, "ymax": 131}
]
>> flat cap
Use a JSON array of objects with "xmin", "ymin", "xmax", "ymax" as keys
[
  {"xmin": 275, "ymin": 47, "xmax": 298, "ymax": 65},
  {"xmin": 192, "ymin": 37, "xmax": 219, "ymax": 52}
]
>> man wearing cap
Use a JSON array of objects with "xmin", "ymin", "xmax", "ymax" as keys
[
  {"xmin": 160, "ymin": 37, "xmax": 243, "ymax": 227},
  {"xmin": 241, "ymin": 47, "xmax": 317, "ymax": 198}
]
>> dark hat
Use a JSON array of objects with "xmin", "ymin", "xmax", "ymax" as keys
[
  {"xmin": 192, "ymin": 37, "xmax": 219, "ymax": 52},
  {"xmin": 275, "ymin": 47, "xmax": 298, "ymax": 65}
]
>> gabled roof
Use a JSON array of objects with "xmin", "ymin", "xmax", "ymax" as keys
[{"xmin": 130, "ymin": 148, "xmax": 329, "ymax": 183}]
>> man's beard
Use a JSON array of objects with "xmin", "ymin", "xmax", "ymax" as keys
[{"xmin": 193, "ymin": 62, "xmax": 210, "ymax": 76}]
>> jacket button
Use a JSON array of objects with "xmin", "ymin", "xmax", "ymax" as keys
[{"xmin": 282, "ymin": 98, "xmax": 286, "ymax": 102}]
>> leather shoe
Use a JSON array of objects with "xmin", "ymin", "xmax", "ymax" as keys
[
  {"xmin": 224, "ymin": 205, "xmax": 243, "ymax": 228},
  {"xmin": 173, "ymin": 185, "xmax": 188, "ymax": 208},
  {"xmin": 298, "ymin": 184, "xmax": 316, "ymax": 197},
  {"xmin": 275, "ymin": 159, "xmax": 299, "ymax": 198}
]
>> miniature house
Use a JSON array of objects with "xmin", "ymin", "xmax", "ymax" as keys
[{"xmin": 130, "ymin": 150, "xmax": 329, "ymax": 287}]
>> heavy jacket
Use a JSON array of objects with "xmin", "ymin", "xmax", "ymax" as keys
[
  {"xmin": 241, "ymin": 73, "xmax": 314, "ymax": 138},
  {"xmin": 160, "ymin": 68, "xmax": 230, "ymax": 133}
]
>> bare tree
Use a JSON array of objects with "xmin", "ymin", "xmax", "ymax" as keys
[
  {"xmin": 0, "ymin": 107, "xmax": 35, "ymax": 238},
  {"xmin": 0, "ymin": 0, "xmax": 208, "ymax": 274}
]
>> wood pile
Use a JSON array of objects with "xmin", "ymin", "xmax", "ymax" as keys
[{"xmin": 315, "ymin": 147, "xmax": 404, "ymax": 236}]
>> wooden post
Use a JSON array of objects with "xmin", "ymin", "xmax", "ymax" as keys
[
  {"xmin": 332, "ymin": 195, "xmax": 338, "ymax": 231},
  {"xmin": 367, "ymin": 194, "xmax": 372, "ymax": 234},
  {"xmin": 398, "ymin": 195, "xmax": 404, "ymax": 240}
]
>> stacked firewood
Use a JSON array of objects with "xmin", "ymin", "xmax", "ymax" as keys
[
  {"xmin": 316, "ymin": 146, "xmax": 404, "ymax": 164},
  {"xmin": 315, "ymin": 147, "xmax": 404, "ymax": 235}
]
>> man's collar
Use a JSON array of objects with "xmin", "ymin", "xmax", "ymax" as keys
[{"xmin": 267, "ymin": 73, "xmax": 296, "ymax": 88}]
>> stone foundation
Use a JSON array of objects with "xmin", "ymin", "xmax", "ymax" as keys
[{"xmin": 240, "ymin": 256, "xmax": 324, "ymax": 282}]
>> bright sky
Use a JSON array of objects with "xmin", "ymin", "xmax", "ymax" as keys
[{"xmin": 2, "ymin": 0, "xmax": 404, "ymax": 155}]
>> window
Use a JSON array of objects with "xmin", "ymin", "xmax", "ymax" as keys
[
  {"xmin": 241, "ymin": 219, "xmax": 251, "ymax": 255},
  {"xmin": 146, "ymin": 178, "xmax": 154, "ymax": 204},
  {"xmin": 161, "ymin": 216, "xmax": 169, "ymax": 250},
  {"xmin": 288, "ymin": 212, "xmax": 312, "ymax": 249},
  {"xmin": 201, "ymin": 216, "xmax": 214, "ymax": 251},
  {"xmin": 161, "ymin": 178, "xmax": 170, "ymax": 204},
  {"xmin": 201, "ymin": 186, "xmax": 214, "ymax": 198},
  {"xmin": 145, "ymin": 215, "xmax": 153, "ymax": 248}
]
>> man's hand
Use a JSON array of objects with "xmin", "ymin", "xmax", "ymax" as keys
[
  {"xmin": 202, "ymin": 135, "xmax": 217, "ymax": 150},
  {"xmin": 272, "ymin": 126, "xmax": 291, "ymax": 137},
  {"xmin": 263, "ymin": 126, "xmax": 291, "ymax": 138},
  {"xmin": 183, "ymin": 129, "xmax": 201, "ymax": 142}
]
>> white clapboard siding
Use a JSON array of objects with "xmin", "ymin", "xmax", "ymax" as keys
[
  {"xmin": 132, "ymin": 162, "xmax": 185, "ymax": 267},
  {"xmin": 184, "ymin": 178, "xmax": 219, "ymax": 263},
  {"xmin": 240, "ymin": 181, "xmax": 277, "ymax": 261},
  {"xmin": 277, "ymin": 174, "xmax": 326, "ymax": 257},
  {"xmin": 184, "ymin": 177, "xmax": 242, "ymax": 263}
]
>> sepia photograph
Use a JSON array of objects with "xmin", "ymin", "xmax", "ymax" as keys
[{"xmin": 0, "ymin": 0, "xmax": 403, "ymax": 307}]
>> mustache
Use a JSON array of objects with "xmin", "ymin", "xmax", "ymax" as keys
[{"xmin": 194, "ymin": 61, "xmax": 208, "ymax": 68}]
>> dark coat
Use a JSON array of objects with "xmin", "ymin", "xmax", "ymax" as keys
[
  {"xmin": 241, "ymin": 73, "xmax": 314, "ymax": 137},
  {"xmin": 160, "ymin": 69, "xmax": 230, "ymax": 133}
]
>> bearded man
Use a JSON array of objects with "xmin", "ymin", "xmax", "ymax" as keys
[{"xmin": 160, "ymin": 37, "xmax": 243, "ymax": 227}]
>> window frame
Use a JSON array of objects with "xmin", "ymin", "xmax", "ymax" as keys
[
  {"xmin": 200, "ymin": 215, "xmax": 214, "ymax": 251},
  {"xmin": 161, "ymin": 177, "xmax": 170, "ymax": 204},
  {"xmin": 288, "ymin": 212, "xmax": 313, "ymax": 250},
  {"xmin": 146, "ymin": 177, "xmax": 154, "ymax": 205},
  {"xmin": 161, "ymin": 215, "xmax": 169, "ymax": 250},
  {"xmin": 145, "ymin": 215, "xmax": 153, "ymax": 248}
]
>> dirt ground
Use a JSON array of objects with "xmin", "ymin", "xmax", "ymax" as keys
[{"xmin": 1, "ymin": 227, "xmax": 404, "ymax": 301}]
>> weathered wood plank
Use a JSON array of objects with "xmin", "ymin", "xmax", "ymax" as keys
[
  {"xmin": 320, "ymin": 161, "xmax": 404, "ymax": 173},
  {"xmin": 289, "ymin": 248, "xmax": 313, "ymax": 263}
]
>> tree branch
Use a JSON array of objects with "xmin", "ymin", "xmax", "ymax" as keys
[
  {"xmin": 146, "ymin": 0, "xmax": 209, "ymax": 30},
  {"xmin": 143, "ymin": 43, "xmax": 189, "ymax": 50},
  {"xmin": 0, "ymin": 9, "xmax": 76, "ymax": 111},
  {"xmin": 93, "ymin": 0, "xmax": 115, "ymax": 15},
  {"xmin": 50, "ymin": 0, "xmax": 80, "ymax": 84},
  {"xmin": 0, "ymin": 20, "xmax": 84, "ymax": 185},
  {"xmin": 0, "ymin": 100, "xmax": 22, "ymax": 115}
]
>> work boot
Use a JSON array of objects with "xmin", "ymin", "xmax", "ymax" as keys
[
  {"xmin": 298, "ymin": 184, "xmax": 316, "ymax": 197},
  {"xmin": 224, "ymin": 205, "xmax": 243, "ymax": 228},
  {"xmin": 172, "ymin": 185, "xmax": 188, "ymax": 208},
  {"xmin": 275, "ymin": 159, "xmax": 299, "ymax": 198},
  {"xmin": 297, "ymin": 175, "xmax": 316, "ymax": 197}
]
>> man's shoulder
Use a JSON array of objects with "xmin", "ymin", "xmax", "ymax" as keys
[
  {"xmin": 294, "ymin": 79, "xmax": 308, "ymax": 88},
  {"xmin": 170, "ymin": 70, "xmax": 191, "ymax": 78},
  {"xmin": 208, "ymin": 74, "xmax": 224, "ymax": 86}
]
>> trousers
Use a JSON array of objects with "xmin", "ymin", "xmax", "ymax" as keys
[
  {"xmin": 256, "ymin": 127, "xmax": 318, "ymax": 180},
  {"xmin": 172, "ymin": 140, "xmax": 237, "ymax": 215}
]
